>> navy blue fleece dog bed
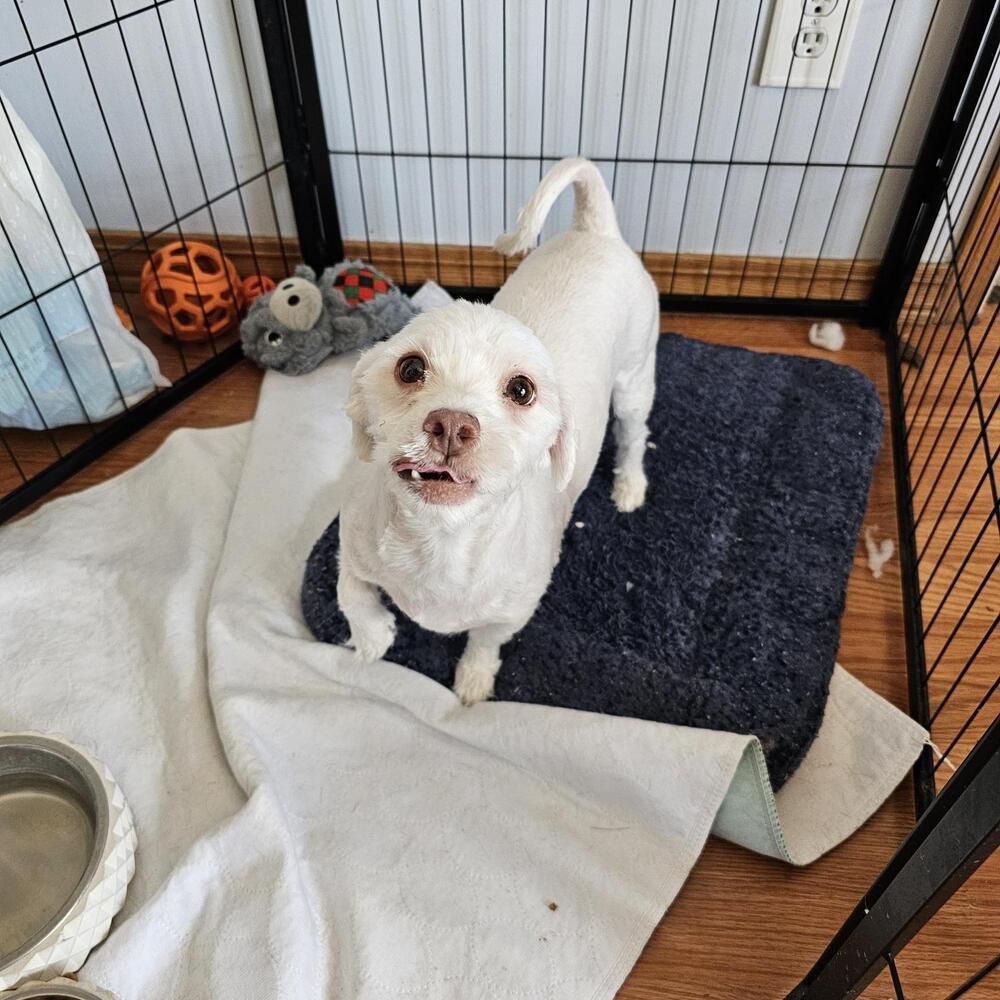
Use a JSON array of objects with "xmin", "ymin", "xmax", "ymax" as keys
[{"xmin": 302, "ymin": 333, "xmax": 882, "ymax": 787}]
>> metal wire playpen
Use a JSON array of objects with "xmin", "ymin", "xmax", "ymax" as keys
[{"xmin": 0, "ymin": 0, "xmax": 997, "ymax": 996}]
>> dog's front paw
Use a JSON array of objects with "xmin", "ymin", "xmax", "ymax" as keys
[
  {"xmin": 348, "ymin": 610, "xmax": 396, "ymax": 663},
  {"xmin": 612, "ymin": 469, "xmax": 647, "ymax": 513},
  {"xmin": 453, "ymin": 663, "xmax": 496, "ymax": 705}
]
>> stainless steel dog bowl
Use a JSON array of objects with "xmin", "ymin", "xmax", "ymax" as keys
[{"xmin": 0, "ymin": 735, "xmax": 136, "ymax": 990}]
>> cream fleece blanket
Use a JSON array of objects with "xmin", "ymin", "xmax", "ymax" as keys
[{"xmin": 0, "ymin": 355, "xmax": 926, "ymax": 999}]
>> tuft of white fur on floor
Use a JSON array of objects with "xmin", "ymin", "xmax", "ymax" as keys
[
  {"xmin": 808, "ymin": 321, "xmax": 845, "ymax": 352},
  {"xmin": 864, "ymin": 527, "xmax": 895, "ymax": 579}
]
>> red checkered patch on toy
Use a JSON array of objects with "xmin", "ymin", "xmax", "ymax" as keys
[{"xmin": 333, "ymin": 266, "xmax": 392, "ymax": 306}]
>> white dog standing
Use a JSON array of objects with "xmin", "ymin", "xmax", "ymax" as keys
[{"xmin": 339, "ymin": 158, "xmax": 659, "ymax": 704}]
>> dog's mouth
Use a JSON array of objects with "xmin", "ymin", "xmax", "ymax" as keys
[{"xmin": 393, "ymin": 460, "xmax": 476, "ymax": 505}]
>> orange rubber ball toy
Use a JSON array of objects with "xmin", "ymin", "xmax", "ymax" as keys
[
  {"xmin": 242, "ymin": 273, "xmax": 276, "ymax": 306},
  {"xmin": 140, "ymin": 241, "xmax": 243, "ymax": 341}
]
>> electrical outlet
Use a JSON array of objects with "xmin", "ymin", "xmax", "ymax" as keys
[
  {"xmin": 759, "ymin": 0, "xmax": 862, "ymax": 89},
  {"xmin": 794, "ymin": 28, "xmax": 828, "ymax": 58}
]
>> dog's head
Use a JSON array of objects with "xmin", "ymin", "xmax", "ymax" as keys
[{"xmin": 346, "ymin": 301, "xmax": 575, "ymax": 508}]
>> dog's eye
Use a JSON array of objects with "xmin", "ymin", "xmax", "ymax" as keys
[
  {"xmin": 397, "ymin": 355, "xmax": 426, "ymax": 384},
  {"xmin": 266, "ymin": 331, "xmax": 282, "ymax": 346},
  {"xmin": 505, "ymin": 375, "xmax": 535, "ymax": 406}
]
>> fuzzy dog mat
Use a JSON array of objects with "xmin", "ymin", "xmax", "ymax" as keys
[{"xmin": 302, "ymin": 333, "xmax": 883, "ymax": 787}]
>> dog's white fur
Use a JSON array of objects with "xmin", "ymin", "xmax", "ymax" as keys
[{"xmin": 339, "ymin": 158, "xmax": 659, "ymax": 704}]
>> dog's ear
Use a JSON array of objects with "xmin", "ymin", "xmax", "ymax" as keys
[
  {"xmin": 345, "ymin": 350, "xmax": 377, "ymax": 461},
  {"xmin": 549, "ymin": 405, "xmax": 577, "ymax": 492}
]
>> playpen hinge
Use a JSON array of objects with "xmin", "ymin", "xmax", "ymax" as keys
[{"xmin": 253, "ymin": 0, "xmax": 344, "ymax": 272}]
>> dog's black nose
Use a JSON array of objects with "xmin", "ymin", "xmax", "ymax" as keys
[{"xmin": 423, "ymin": 409, "xmax": 479, "ymax": 457}]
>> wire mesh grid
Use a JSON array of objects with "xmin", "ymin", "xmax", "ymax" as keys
[
  {"xmin": 319, "ymin": 0, "xmax": 963, "ymax": 315},
  {"xmin": 0, "ymin": 2, "xmax": 996, "ymax": 997},
  {"xmin": 0, "ymin": 0, "xmax": 297, "ymax": 521},
  {"xmin": 881, "ymin": 132, "xmax": 1000, "ymax": 995},
  {"xmin": 890, "ymin": 31, "xmax": 1000, "ymax": 800},
  {"xmin": 851, "ymin": 2, "xmax": 1000, "ymax": 994}
]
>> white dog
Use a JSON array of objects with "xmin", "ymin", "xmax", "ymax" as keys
[{"xmin": 339, "ymin": 158, "xmax": 659, "ymax": 704}]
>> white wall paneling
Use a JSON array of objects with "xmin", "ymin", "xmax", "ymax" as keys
[
  {"xmin": 0, "ymin": 0, "xmax": 296, "ymax": 241},
  {"xmin": 317, "ymin": 0, "xmax": 970, "ymax": 261},
  {"xmin": 0, "ymin": 0, "xmax": 992, "ymax": 267}
]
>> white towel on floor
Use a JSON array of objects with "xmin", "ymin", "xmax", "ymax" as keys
[{"xmin": 0, "ymin": 355, "xmax": 927, "ymax": 1000}]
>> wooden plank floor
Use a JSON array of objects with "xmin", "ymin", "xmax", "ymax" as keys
[{"xmin": 3, "ymin": 312, "xmax": 997, "ymax": 998}]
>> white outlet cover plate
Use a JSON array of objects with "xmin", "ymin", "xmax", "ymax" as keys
[{"xmin": 759, "ymin": 0, "xmax": 863, "ymax": 90}]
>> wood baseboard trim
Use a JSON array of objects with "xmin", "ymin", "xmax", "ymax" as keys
[
  {"xmin": 344, "ymin": 240, "xmax": 882, "ymax": 302},
  {"xmin": 90, "ymin": 229, "xmax": 300, "ymax": 295},
  {"xmin": 91, "ymin": 230, "xmax": 945, "ymax": 321}
]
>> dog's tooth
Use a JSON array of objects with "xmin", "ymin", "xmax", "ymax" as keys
[{"xmin": 411, "ymin": 469, "xmax": 421, "ymax": 480}]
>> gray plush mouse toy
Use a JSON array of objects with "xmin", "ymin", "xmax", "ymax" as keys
[{"xmin": 240, "ymin": 260, "xmax": 420, "ymax": 375}]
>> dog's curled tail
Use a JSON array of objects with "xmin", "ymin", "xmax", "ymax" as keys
[{"xmin": 494, "ymin": 157, "xmax": 621, "ymax": 256}]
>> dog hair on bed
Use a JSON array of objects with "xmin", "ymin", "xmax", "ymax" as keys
[{"xmin": 337, "ymin": 157, "xmax": 660, "ymax": 704}]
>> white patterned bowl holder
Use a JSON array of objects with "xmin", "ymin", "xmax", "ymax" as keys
[{"xmin": 0, "ymin": 735, "xmax": 136, "ymax": 990}]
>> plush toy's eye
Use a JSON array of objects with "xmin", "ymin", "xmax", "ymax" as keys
[
  {"xmin": 396, "ymin": 355, "xmax": 426, "ymax": 384},
  {"xmin": 505, "ymin": 374, "xmax": 535, "ymax": 406},
  {"xmin": 266, "ymin": 331, "xmax": 283, "ymax": 346}
]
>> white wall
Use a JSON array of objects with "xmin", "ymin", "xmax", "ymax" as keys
[
  {"xmin": 0, "ymin": 0, "xmax": 985, "ymax": 265},
  {"xmin": 937, "ymin": 14, "xmax": 1000, "ymax": 269},
  {"xmin": 319, "ymin": 0, "xmax": 968, "ymax": 259},
  {"xmin": 0, "ymin": 0, "xmax": 296, "ymax": 243}
]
